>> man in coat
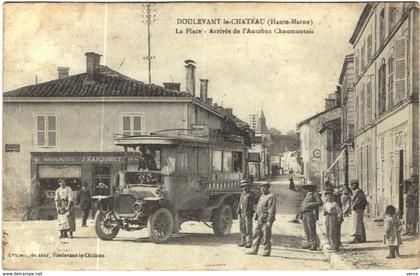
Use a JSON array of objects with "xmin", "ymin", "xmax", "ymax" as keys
[
  {"xmin": 403, "ymin": 175, "xmax": 418, "ymax": 236},
  {"xmin": 349, "ymin": 179, "xmax": 367, "ymax": 243},
  {"xmin": 300, "ymin": 183, "xmax": 322, "ymax": 250},
  {"xmin": 247, "ymin": 181, "xmax": 276, "ymax": 257},
  {"xmin": 237, "ymin": 179, "xmax": 255, "ymax": 248},
  {"xmin": 76, "ymin": 183, "xmax": 92, "ymax": 227}
]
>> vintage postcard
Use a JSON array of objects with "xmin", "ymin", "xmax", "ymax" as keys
[{"xmin": 2, "ymin": 2, "xmax": 419, "ymax": 272}]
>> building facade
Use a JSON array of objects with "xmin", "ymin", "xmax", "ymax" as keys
[
  {"xmin": 350, "ymin": 3, "xmax": 419, "ymax": 217},
  {"xmin": 339, "ymin": 54, "xmax": 357, "ymax": 185},
  {"xmin": 297, "ymin": 102, "xmax": 342, "ymax": 188},
  {"xmin": 3, "ymin": 53, "xmax": 250, "ymax": 220}
]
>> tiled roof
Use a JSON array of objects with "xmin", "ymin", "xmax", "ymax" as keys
[{"xmin": 4, "ymin": 66, "xmax": 192, "ymax": 98}]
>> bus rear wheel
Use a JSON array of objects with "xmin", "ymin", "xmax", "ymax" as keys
[{"xmin": 212, "ymin": 204, "xmax": 233, "ymax": 236}]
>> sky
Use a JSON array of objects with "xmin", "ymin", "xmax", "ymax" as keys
[{"xmin": 3, "ymin": 3, "xmax": 364, "ymax": 133}]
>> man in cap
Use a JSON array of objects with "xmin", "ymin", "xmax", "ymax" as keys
[
  {"xmin": 76, "ymin": 182, "xmax": 92, "ymax": 227},
  {"xmin": 237, "ymin": 179, "xmax": 255, "ymax": 248},
  {"xmin": 349, "ymin": 179, "xmax": 367, "ymax": 243},
  {"xmin": 248, "ymin": 181, "xmax": 276, "ymax": 256},
  {"xmin": 300, "ymin": 183, "xmax": 322, "ymax": 250}
]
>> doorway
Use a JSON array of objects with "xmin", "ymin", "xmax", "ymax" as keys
[{"xmin": 398, "ymin": 150, "xmax": 404, "ymax": 218}]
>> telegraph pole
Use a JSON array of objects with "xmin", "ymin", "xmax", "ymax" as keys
[{"xmin": 142, "ymin": 3, "xmax": 156, "ymax": 84}]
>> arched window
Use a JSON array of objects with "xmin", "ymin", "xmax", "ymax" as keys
[{"xmin": 379, "ymin": 9, "xmax": 386, "ymax": 45}]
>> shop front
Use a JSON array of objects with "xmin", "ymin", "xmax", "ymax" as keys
[{"xmin": 31, "ymin": 152, "xmax": 142, "ymax": 219}]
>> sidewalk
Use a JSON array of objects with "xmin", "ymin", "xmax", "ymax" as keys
[{"xmin": 317, "ymin": 212, "xmax": 420, "ymax": 270}]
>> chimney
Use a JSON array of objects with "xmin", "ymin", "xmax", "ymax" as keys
[
  {"xmin": 85, "ymin": 52, "xmax": 102, "ymax": 81},
  {"xmin": 225, "ymin": 108, "xmax": 233, "ymax": 116},
  {"xmin": 185, "ymin": 60, "xmax": 196, "ymax": 96},
  {"xmin": 163, "ymin": 82, "xmax": 181, "ymax": 91},
  {"xmin": 206, "ymin": 98, "xmax": 213, "ymax": 106},
  {"xmin": 57, "ymin": 67, "xmax": 70, "ymax": 79},
  {"xmin": 200, "ymin": 79, "xmax": 209, "ymax": 101}
]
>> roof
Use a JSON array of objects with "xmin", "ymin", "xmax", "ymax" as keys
[
  {"xmin": 338, "ymin": 54, "xmax": 354, "ymax": 85},
  {"xmin": 296, "ymin": 106, "xmax": 340, "ymax": 128},
  {"xmin": 3, "ymin": 65, "xmax": 192, "ymax": 98},
  {"xmin": 349, "ymin": 4, "xmax": 374, "ymax": 45}
]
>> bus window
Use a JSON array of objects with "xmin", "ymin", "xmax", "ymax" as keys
[
  {"xmin": 233, "ymin": 152, "xmax": 243, "ymax": 173},
  {"xmin": 212, "ymin": 150, "xmax": 222, "ymax": 172},
  {"xmin": 223, "ymin": 151, "xmax": 233, "ymax": 172},
  {"xmin": 197, "ymin": 148, "xmax": 209, "ymax": 173}
]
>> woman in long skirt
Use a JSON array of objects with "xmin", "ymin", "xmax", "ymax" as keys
[
  {"xmin": 323, "ymin": 191, "xmax": 344, "ymax": 251},
  {"xmin": 55, "ymin": 178, "xmax": 76, "ymax": 238}
]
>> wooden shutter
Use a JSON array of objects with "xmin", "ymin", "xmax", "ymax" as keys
[{"xmin": 395, "ymin": 37, "xmax": 407, "ymax": 102}]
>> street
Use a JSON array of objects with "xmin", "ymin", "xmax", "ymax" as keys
[{"xmin": 3, "ymin": 176, "xmax": 333, "ymax": 271}]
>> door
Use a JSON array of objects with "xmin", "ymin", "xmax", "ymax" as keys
[
  {"xmin": 398, "ymin": 150, "xmax": 404, "ymax": 218},
  {"xmin": 92, "ymin": 164, "xmax": 111, "ymax": 196}
]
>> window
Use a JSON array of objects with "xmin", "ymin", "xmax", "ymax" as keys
[
  {"xmin": 121, "ymin": 114, "xmax": 143, "ymax": 136},
  {"xmin": 223, "ymin": 151, "xmax": 232, "ymax": 172},
  {"xmin": 355, "ymin": 50, "xmax": 359, "ymax": 77},
  {"xmin": 361, "ymin": 42, "xmax": 366, "ymax": 70},
  {"xmin": 233, "ymin": 152, "xmax": 243, "ymax": 173},
  {"xmin": 212, "ymin": 150, "xmax": 222, "ymax": 171},
  {"xmin": 378, "ymin": 61, "xmax": 387, "ymax": 115},
  {"xmin": 367, "ymin": 33, "xmax": 372, "ymax": 61},
  {"xmin": 379, "ymin": 9, "xmax": 386, "ymax": 45},
  {"xmin": 355, "ymin": 93, "xmax": 359, "ymax": 130},
  {"xmin": 388, "ymin": 55, "xmax": 394, "ymax": 108},
  {"xmin": 360, "ymin": 85, "xmax": 365, "ymax": 128},
  {"xmin": 35, "ymin": 114, "xmax": 57, "ymax": 147},
  {"xmin": 366, "ymin": 80, "xmax": 372, "ymax": 123},
  {"xmin": 389, "ymin": 6, "xmax": 397, "ymax": 34}
]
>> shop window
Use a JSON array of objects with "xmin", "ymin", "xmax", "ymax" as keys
[
  {"xmin": 121, "ymin": 114, "xmax": 143, "ymax": 137},
  {"xmin": 35, "ymin": 114, "xmax": 57, "ymax": 147},
  {"xmin": 223, "ymin": 151, "xmax": 233, "ymax": 172},
  {"xmin": 233, "ymin": 152, "xmax": 243, "ymax": 173},
  {"xmin": 212, "ymin": 150, "xmax": 222, "ymax": 172},
  {"xmin": 38, "ymin": 164, "xmax": 81, "ymax": 205},
  {"xmin": 93, "ymin": 164, "xmax": 111, "ymax": 196}
]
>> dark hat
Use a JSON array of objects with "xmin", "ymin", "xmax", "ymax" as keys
[
  {"xmin": 259, "ymin": 181, "xmax": 271, "ymax": 187},
  {"xmin": 350, "ymin": 179, "xmax": 359, "ymax": 185},
  {"xmin": 240, "ymin": 180, "xmax": 249, "ymax": 187},
  {"xmin": 324, "ymin": 190, "xmax": 334, "ymax": 196},
  {"xmin": 83, "ymin": 182, "xmax": 89, "ymax": 187}
]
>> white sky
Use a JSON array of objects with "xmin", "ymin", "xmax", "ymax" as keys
[{"xmin": 3, "ymin": 3, "xmax": 364, "ymax": 133}]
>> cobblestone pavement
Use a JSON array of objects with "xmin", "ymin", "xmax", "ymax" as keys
[{"xmin": 3, "ymin": 175, "xmax": 333, "ymax": 271}]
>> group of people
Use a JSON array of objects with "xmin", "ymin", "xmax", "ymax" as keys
[
  {"xmin": 55, "ymin": 179, "xmax": 93, "ymax": 239},
  {"xmin": 236, "ymin": 175, "xmax": 418, "ymax": 259}
]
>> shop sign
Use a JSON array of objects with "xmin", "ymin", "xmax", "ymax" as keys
[
  {"xmin": 5, "ymin": 144, "xmax": 20, "ymax": 152},
  {"xmin": 33, "ymin": 153, "xmax": 141, "ymax": 164}
]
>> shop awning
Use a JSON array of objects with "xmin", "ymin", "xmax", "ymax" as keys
[
  {"xmin": 38, "ymin": 165, "xmax": 81, "ymax": 178},
  {"xmin": 248, "ymin": 153, "xmax": 261, "ymax": 163}
]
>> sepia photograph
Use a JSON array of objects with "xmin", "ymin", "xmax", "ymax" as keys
[{"xmin": 2, "ymin": 1, "xmax": 419, "ymax": 272}]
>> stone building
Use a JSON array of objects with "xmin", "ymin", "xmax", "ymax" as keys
[
  {"xmin": 297, "ymin": 97, "xmax": 342, "ymax": 188},
  {"xmin": 339, "ymin": 54, "xmax": 357, "ymax": 185},
  {"xmin": 3, "ymin": 52, "xmax": 250, "ymax": 220},
  {"xmin": 349, "ymin": 3, "xmax": 419, "ymax": 217}
]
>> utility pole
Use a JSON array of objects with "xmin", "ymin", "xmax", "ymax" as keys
[{"xmin": 142, "ymin": 3, "xmax": 156, "ymax": 84}]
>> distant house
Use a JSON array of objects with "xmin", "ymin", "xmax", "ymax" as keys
[{"xmin": 3, "ymin": 52, "xmax": 251, "ymax": 220}]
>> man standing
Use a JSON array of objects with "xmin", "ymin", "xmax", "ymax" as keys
[
  {"xmin": 300, "ymin": 183, "xmax": 322, "ymax": 250},
  {"xmin": 76, "ymin": 183, "xmax": 92, "ymax": 227},
  {"xmin": 403, "ymin": 175, "xmax": 419, "ymax": 236},
  {"xmin": 237, "ymin": 179, "xmax": 255, "ymax": 248},
  {"xmin": 349, "ymin": 180, "xmax": 367, "ymax": 243},
  {"xmin": 248, "ymin": 181, "xmax": 276, "ymax": 257}
]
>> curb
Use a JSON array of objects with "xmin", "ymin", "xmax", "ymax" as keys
[{"xmin": 316, "ymin": 220, "xmax": 352, "ymax": 270}]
